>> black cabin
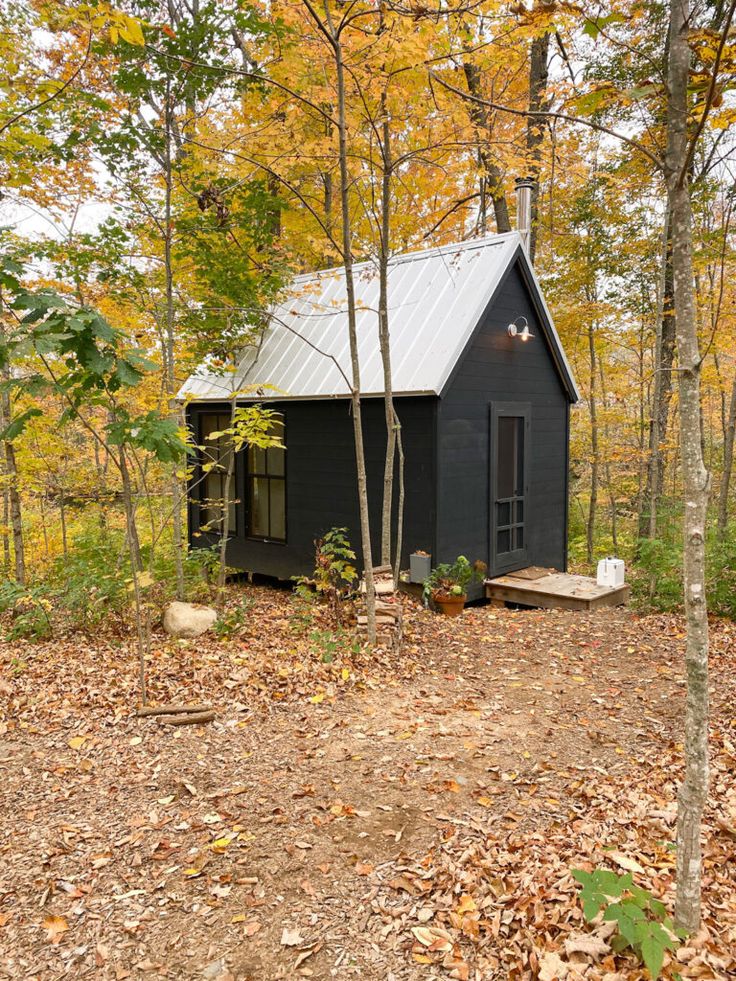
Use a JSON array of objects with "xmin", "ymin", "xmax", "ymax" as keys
[{"xmin": 181, "ymin": 233, "xmax": 580, "ymax": 591}]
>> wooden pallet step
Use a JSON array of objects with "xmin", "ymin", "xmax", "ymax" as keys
[
  {"xmin": 360, "ymin": 581, "xmax": 395, "ymax": 595},
  {"xmin": 372, "ymin": 605, "xmax": 400, "ymax": 617}
]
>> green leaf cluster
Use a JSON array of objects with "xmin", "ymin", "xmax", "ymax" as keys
[
  {"xmin": 208, "ymin": 405, "xmax": 285, "ymax": 454},
  {"xmin": 422, "ymin": 555, "xmax": 485, "ymax": 601},
  {"xmin": 573, "ymin": 867, "xmax": 686, "ymax": 979},
  {"xmin": 0, "ymin": 254, "xmax": 187, "ymax": 464},
  {"xmin": 296, "ymin": 527, "xmax": 358, "ymax": 617}
]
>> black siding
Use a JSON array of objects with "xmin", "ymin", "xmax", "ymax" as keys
[
  {"xmin": 436, "ymin": 258, "xmax": 569, "ymax": 580},
  {"xmin": 187, "ymin": 396, "xmax": 436, "ymax": 579}
]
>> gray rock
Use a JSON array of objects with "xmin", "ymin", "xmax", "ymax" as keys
[{"xmin": 163, "ymin": 601, "xmax": 218, "ymax": 639}]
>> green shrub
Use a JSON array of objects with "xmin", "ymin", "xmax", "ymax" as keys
[
  {"xmin": 573, "ymin": 867, "xmax": 684, "ymax": 979},
  {"xmin": 0, "ymin": 581, "xmax": 53, "ymax": 641},
  {"xmin": 48, "ymin": 528, "xmax": 130, "ymax": 627},
  {"xmin": 634, "ymin": 520, "xmax": 736, "ymax": 618},
  {"xmin": 296, "ymin": 527, "xmax": 358, "ymax": 623},
  {"xmin": 308, "ymin": 626, "xmax": 361, "ymax": 663},
  {"xmin": 214, "ymin": 595, "xmax": 253, "ymax": 638}
]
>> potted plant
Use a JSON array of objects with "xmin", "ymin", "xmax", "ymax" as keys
[{"xmin": 422, "ymin": 556, "xmax": 485, "ymax": 616}]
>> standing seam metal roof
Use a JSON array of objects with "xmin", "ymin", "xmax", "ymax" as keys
[{"xmin": 179, "ymin": 231, "xmax": 579, "ymax": 403}]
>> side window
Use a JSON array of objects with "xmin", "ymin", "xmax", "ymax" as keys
[
  {"xmin": 199, "ymin": 413, "xmax": 236, "ymax": 534},
  {"xmin": 246, "ymin": 413, "xmax": 285, "ymax": 542}
]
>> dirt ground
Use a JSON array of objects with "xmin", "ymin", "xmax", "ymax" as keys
[{"xmin": 1, "ymin": 590, "xmax": 735, "ymax": 980}]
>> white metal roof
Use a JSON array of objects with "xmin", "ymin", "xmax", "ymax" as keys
[{"xmin": 179, "ymin": 231, "xmax": 579, "ymax": 403}]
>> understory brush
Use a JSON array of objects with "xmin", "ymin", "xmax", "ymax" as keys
[
  {"xmin": 634, "ymin": 520, "xmax": 736, "ymax": 618},
  {"xmin": 0, "ymin": 526, "xmax": 222, "ymax": 641},
  {"xmin": 569, "ymin": 496, "xmax": 736, "ymax": 620}
]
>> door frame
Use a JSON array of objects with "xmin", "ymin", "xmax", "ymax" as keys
[{"xmin": 489, "ymin": 401, "xmax": 531, "ymax": 576}]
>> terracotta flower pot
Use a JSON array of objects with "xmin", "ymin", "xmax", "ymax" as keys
[{"xmin": 433, "ymin": 592, "xmax": 466, "ymax": 616}]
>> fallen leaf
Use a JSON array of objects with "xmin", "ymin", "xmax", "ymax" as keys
[
  {"xmin": 411, "ymin": 926, "xmax": 453, "ymax": 952},
  {"xmin": 456, "ymin": 893, "xmax": 476, "ymax": 914},
  {"xmin": 281, "ymin": 927, "xmax": 303, "ymax": 946},
  {"xmin": 538, "ymin": 950, "xmax": 569, "ymax": 981},
  {"xmin": 564, "ymin": 933, "xmax": 611, "ymax": 958},
  {"xmin": 43, "ymin": 915, "xmax": 69, "ymax": 944},
  {"xmin": 608, "ymin": 851, "xmax": 646, "ymax": 874},
  {"xmin": 294, "ymin": 947, "xmax": 316, "ymax": 968}
]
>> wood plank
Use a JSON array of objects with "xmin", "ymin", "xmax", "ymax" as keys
[
  {"xmin": 507, "ymin": 566, "xmax": 554, "ymax": 581},
  {"xmin": 484, "ymin": 571, "xmax": 629, "ymax": 612}
]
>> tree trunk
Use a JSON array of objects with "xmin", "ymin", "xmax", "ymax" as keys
[
  {"xmin": 314, "ymin": 4, "xmax": 376, "ymax": 641},
  {"xmin": 586, "ymin": 323, "xmax": 599, "ymax": 566},
  {"xmin": 392, "ymin": 406, "xmax": 405, "ymax": 588},
  {"xmin": 217, "ymin": 396, "xmax": 238, "ymax": 594},
  {"xmin": 666, "ymin": 0, "xmax": 711, "ymax": 933},
  {"xmin": 599, "ymin": 360, "xmax": 618, "ymax": 551},
  {"xmin": 639, "ymin": 214, "xmax": 677, "ymax": 542},
  {"xmin": 526, "ymin": 28, "xmax": 550, "ymax": 262},
  {"xmin": 119, "ymin": 444, "xmax": 148, "ymax": 703},
  {"xmin": 1, "ymin": 476, "xmax": 9, "ymax": 575},
  {"xmin": 59, "ymin": 492, "xmax": 68, "ymax": 559},
  {"xmin": 462, "ymin": 61, "xmax": 511, "ymax": 233},
  {"xmin": 163, "ymin": 82, "xmax": 186, "ymax": 601},
  {"xmin": 0, "ymin": 386, "xmax": 25, "ymax": 584},
  {"xmin": 119, "ymin": 442, "xmax": 143, "ymax": 572},
  {"xmin": 378, "ymin": 111, "xmax": 398, "ymax": 574},
  {"xmin": 717, "ymin": 375, "xmax": 736, "ymax": 539}
]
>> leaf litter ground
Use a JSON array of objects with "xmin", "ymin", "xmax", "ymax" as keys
[{"xmin": 1, "ymin": 587, "xmax": 735, "ymax": 980}]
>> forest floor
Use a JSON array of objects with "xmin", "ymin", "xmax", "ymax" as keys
[{"xmin": 1, "ymin": 587, "xmax": 735, "ymax": 981}]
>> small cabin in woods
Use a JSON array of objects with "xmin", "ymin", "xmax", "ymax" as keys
[{"xmin": 180, "ymin": 230, "xmax": 580, "ymax": 590}]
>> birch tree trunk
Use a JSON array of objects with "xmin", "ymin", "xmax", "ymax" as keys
[
  {"xmin": 0, "ymin": 385, "xmax": 25, "ymax": 584},
  {"xmin": 163, "ymin": 81, "xmax": 186, "ymax": 601},
  {"xmin": 118, "ymin": 443, "xmax": 148, "ymax": 703},
  {"xmin": 378, "ymin": 108, "xmax": 399, "ymax": 575},
  {"xmin": 586, "ymin": 322, "xmax": 599, "ymax": 566},
  {"xmin": 1, "ymin": 459, "xmax": 9, "ymax": 574},
  {"xmin": 717, "ymin": 376, "xmax": 736, "ymax": 539},
  {"xmin": 639, "ymin": 215, "xmax": 676, "ymax": 542},
  {"xmin": 665, "ymin": 0, "xmax": 711, "ymax": 932},
  {"xmin": 316, "ymin": 0, "xmax": 377, "ymax": 641},
  {"xmin": 217, "ymin": 395, "xmax": 238, "ymax": 593}
]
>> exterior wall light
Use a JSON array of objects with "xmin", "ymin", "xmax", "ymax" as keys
[{"xmin": 507, "ymin": 316, "xmax": 534, "ymax": 342}]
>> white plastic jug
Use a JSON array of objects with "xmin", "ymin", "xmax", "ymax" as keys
[{"xmin": 597, "ymin": 557, "xmax": 625, "ymax": 588}]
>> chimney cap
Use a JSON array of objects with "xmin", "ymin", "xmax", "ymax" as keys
[{"xmin": 515, "ymin": 176, "xmax": 536, "ymax": 189}]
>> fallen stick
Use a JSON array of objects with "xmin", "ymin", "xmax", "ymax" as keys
[
  {"xmin": 136, "ymin": 704, "xmax": 213, "ymax": 717},
  {"xmin": 157, "ymin": 711, "xmax": 216, "ymax": 726}
]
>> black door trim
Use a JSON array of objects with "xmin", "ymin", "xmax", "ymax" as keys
[{"xmin": 490, "ymin": 401, "xmax": 531, "ymax": 576}]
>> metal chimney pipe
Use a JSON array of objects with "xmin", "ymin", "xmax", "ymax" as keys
[{"xmin": 515, "ymin": 177, "xmax": 534, "ymax": 254}]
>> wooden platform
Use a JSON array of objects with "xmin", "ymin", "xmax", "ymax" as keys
[{"xmin": 485, "ymin": 568, "xmax": 629, "ymax": 611}]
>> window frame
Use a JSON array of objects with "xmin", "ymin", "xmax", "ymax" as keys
[
  {"xmin": 196, "ymin": 410, "xmax": 238, "ymax": 537},
  {"xmin": 244, "ymin": 411, "xmax": 287, "ymax": 545}
]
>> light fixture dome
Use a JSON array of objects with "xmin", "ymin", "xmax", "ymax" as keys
[{"xmin": 507, "ymin": 316, "xmax": 535, "ymax": 341}]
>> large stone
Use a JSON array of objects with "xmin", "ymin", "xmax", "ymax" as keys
[{"xmin": 163, "ymin": 601, "xmax": 218, "ymax": 639}]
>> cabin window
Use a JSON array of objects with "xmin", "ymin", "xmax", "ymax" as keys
[
  {"xmin": 199, "ymin": 413, "xmax": 237, "ymax": 534},
  {"xmin": 246, "ymin": 413, "xmax": 286, "ymax": 542}
]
